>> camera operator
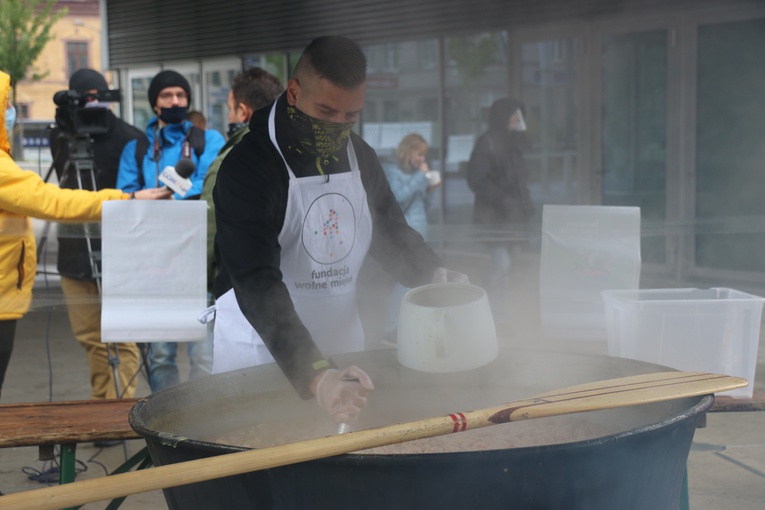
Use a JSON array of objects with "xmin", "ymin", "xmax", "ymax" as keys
[
  {"xmin": 1, "ymin": 69, "xmax": 169, "ymax": 400},
  {"xmin": 50, "ymin": 69, "xmax": 171, "ymax": 403}
]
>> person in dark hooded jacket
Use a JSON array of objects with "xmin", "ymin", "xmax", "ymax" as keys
[
  {"xmin": 467, "ymin": 97, "xmax": 534, "ymax": 295},
  {"xmin": 49, "ymin": 68, "xmax": 147, "ymax": 401}
]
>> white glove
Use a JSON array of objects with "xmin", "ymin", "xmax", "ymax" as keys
[
  {"xmin": 315, "ymin": 366, "xmax": 374, "ymax": 424},
  {"xmin": 432, "ymin": 267, "xmax": 470, "ymax": 284}
]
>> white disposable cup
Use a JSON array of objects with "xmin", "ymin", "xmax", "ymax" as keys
[{"xmin": 426, "ymin": 170, "xmax": 441, "ymax": 186}]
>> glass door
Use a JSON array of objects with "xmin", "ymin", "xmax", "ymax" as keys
[
  {"xmin": 592, "ymin": 10, "xmax": 765, "ymax": 285},
  {"xmin": 124, "ymin": 67, "xmax": 160, "ymax": 129},
  {"xmin": 693, "ymin": 16, "xmax": 765, "ymax": 278},
  {"xmin": 202, "ymin": 58, "xmax": 242, "ymax": 137},
  {"xmin": 441, "ymin": 32, "xmax": 511, "ymax": 225},
  {"xmin": 598, "ymin": 27, "xmax": 671, "ymax": 266},
  {"xmin": 512, "ymin": 26, "xmax": 586, "ymax": 221}
]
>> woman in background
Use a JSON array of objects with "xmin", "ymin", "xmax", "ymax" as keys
[
  {"xmin": 383, "ymin": 133, "xmax": 439, "ymax": 237},
  {"xmin": 382, "ymin": 133, "xmax": 441, "ymax": 343}
]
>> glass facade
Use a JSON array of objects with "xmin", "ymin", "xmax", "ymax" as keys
[
  {"xmin": 695, "ymin": 18, "xmax": 765, "ymax": 273},
  {"xmin": 520, "ymin": 38, "xmax": 580, "ymax": 215},
  {"xmin": 601, "ymin": 30, "xmax": 668, "ymax": 264},
  {"xmin": 130, "ymin": 76, "xmax": 153, "ymax": 131},
  {"xmin": 442, "ymin": 32, "xmax": 510, "ymax": 225},
  {"xmin": 116, "ymin": 12, "xmax": 765, "ymax": 285},
  {"xmin": 204, "ymin": 67, "xmax": 238, "ymax": 135},
  {"xmin": 361, "ymin": 38, "xmax": 444, "ymax": 225}
]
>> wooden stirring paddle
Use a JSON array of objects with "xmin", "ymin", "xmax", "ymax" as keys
[{"xmin": 0, "ymin": 371, "xmax": 746, "ymax": 510}]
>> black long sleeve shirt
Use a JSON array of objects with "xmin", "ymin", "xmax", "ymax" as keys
[{"xmin": 213, "ymin": 97, "xmax": 441, "ymax": 398}]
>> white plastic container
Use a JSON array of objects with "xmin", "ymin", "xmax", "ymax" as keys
[
  {"xmin": 540, "ymin": 205, "xmax": 641, "ymax": 341},
  {"xmin": 602, "ymin": 288, "xmax": 764, "ymax": 398}
]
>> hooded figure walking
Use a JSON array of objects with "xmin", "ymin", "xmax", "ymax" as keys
[{"xmin": 467, "ymin": 97, "xmax": 534, "ymax": 301}]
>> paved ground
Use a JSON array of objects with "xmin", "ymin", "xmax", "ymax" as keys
[
  {"xmin": 0, "ymin": 243, "xmax": 763, "ymax": 508},
  {"xmin": 0, "ymin": 286, "xmax": 168, "ymax": 508}
]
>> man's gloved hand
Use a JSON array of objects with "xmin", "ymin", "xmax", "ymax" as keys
[
  {"xmin": 432, "ymin": 267, "xmax": 470, "ymax": 284},
  {"xmin": 315, "ymin": 366, "xmax": 374, "ymax": 424}
]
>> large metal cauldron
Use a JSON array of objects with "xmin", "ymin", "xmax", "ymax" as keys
[{"xmin": 130, "ymin": 348, "xmax": 712, "ymax": 510}]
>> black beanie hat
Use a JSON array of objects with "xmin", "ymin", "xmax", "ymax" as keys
[
  {"xmin": 69, "ymin": 68, "xmax": 108, "ymax": 94},
  {"xmin": 148, "ymin": 70, "xmax": 191, "ymax": 107}
]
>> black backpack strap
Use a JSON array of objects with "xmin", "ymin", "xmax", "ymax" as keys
[
  {"xmin": 187, "ymin": 126, "xmax": 206, "ymax": 159},
  {"xmin": 134, "ymin": 135, "xmax": 149, "ymax": 189},
  {"xmin": 134, "ymin": 126, "xmax": 205, "ymax": 189}
]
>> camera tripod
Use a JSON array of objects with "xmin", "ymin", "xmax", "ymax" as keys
[{"xmin": 43, "ymin": 129, "xmax": 149, "ymax": 401}]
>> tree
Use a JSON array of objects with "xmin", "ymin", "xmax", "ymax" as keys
[
  {"xmin": 447, "ymin": 34, "xmax": 497, "ymax": 92},
  {"xmin": 0, "ymin": 0, "xmax": 67, "ymax": 155},
  {"xmin": 447, "ymin": 34, "xmax": 499, "ymax": 133}
]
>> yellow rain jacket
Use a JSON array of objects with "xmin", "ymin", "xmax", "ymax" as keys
[{"xmin": 0, "ymin": 70, "xmax": 129, "ymax": 320}]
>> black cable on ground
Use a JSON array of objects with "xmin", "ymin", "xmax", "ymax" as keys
[
  {"xmin": 21, "ymin": 447, "xmax": 88, "ymax": 485},
  {"xmin": 20, "ymin": 444, "xmax": 114, "ymax": 485}
]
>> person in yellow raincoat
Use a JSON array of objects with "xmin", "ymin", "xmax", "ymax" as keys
[{"xmin": 0, "ymin": 70, "xmax": 170, "ymax": 398}]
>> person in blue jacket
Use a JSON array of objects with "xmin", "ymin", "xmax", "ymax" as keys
[
  {"xmin": 117, "ymin": 70, "xmax": 224, "ymax": 200},
  {"xmin": 381, "ymin": 133, "xmax": 441, "ymax": 343},
  {"xmin": 382, "ymin": 133, "xmax": 438, "ymax": 237},
  {"xmin": 117, "ymin": 70, "xmax": 225, "ymax": 392}
]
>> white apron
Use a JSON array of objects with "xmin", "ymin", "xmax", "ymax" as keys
[{"xmin": 212, "ymin": 101, "xmax": 372, "ymax": 374}]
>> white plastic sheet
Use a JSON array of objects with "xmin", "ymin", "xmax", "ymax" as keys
[
  {"xmin": 539, "ymin": 205, "xmax": 641, "ymax": 341},
  {"xmin": 101, "ymin": 200, "xmax": 207, "ymax": 343}
]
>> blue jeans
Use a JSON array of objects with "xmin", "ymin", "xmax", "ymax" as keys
[{"xmin": 147, "ymin": 333, "xmax": 213, "ymax": 392}]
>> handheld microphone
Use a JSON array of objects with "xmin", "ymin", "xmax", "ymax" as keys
[{"xmin": 159, "ymin": 158, "xmax": 196, "ymax": 197}]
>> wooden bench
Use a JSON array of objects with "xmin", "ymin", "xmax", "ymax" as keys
[
  {"xmin": 708, "ymin": 391, "xmax": 765, "ymax": 412},
  {"xmin": 0, "ymin": 399, "xmax": 149, "ymax": 510},
  {"xmin": 0, "ymin": 399, "xmax": 141, "ymax": 449}
]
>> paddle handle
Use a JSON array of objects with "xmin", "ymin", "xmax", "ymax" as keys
[
  {"xmin": 0, "ymin": 372, "xmax": 746, "ymax": 509},
  {"xmin": 0, "ymin": 409, "xmax": 500, "ymax": 509}
]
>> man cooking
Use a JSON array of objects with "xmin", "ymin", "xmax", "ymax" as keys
[{"xmin": 213, "ymin": 36, "xmax": 466, "ymax": 425}]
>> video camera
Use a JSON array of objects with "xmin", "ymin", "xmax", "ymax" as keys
[{"xmin": 53, "ymin": 89, "xmax": 122, "ymax": 136}]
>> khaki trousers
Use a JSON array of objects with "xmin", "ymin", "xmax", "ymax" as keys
[{"xmin": 60, "ymin": 277, "xmax": 140, "ymax": 399}]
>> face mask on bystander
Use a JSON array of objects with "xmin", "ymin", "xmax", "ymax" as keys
[
  {"xmin": 158, "ymin": 106, "xmax": 189, "ymax": 125},
  {"xmin": 5, "ymin": 104, "xmax": 16, "ymax": 136}
]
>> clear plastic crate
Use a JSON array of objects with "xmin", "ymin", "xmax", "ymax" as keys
[{"xmin": 602, "ymin": 288, "xmax": 764, "ymax": 398}]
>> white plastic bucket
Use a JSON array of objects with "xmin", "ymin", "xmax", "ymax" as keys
[{"xmin": 397, "ymin": 283, "xmax": 498, "ymax": 373}]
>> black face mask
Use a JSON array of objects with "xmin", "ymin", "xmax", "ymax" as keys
[
  {"xmin": 158, "ymin": 106, "xmax": 189, "ymax": 125},
  {"xmin": 227, "ymin": 122, "xmax": 247, "ymax": 138},
  {"xmin": 286, "ymin": 105, "xmax": 353, "ymax": 175}
]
